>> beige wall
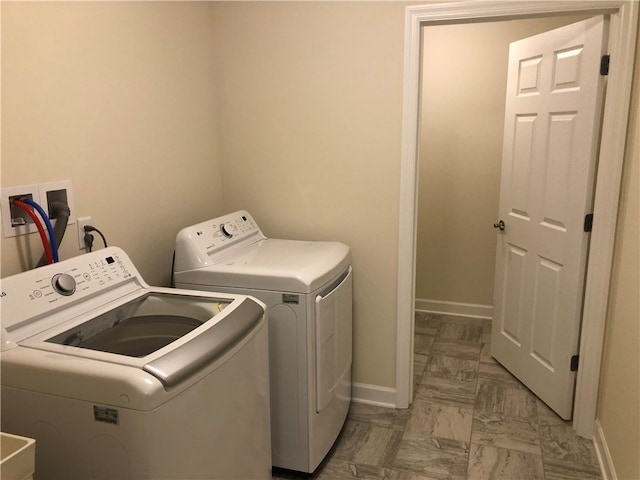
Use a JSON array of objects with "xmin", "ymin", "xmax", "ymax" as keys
[
  {"xmin": 211, "ymin": 2, "xmax": 409, "ymax": 387},
  {"xmin": 416, "ymin": 16, "xmax": 588, "ymax": 306},
  {"xmin": 1, "ymin": 2, "xmax": 224, "ymax": 285},
  {"xmin": 1, "ymin": 1, "xmax": 410, "ymax": 389},
  {"xmin": 596, "ymin": 44, "xmax": 640, "ymax": 480}
]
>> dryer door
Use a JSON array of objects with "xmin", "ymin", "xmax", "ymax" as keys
[{"xmin": 315, "ymin": 266, "xmax": 353, "ymax": 413}]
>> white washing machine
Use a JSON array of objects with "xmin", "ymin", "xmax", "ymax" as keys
[
  {"xmin": 173, "ymin": 210, "xmax": 353, "ymax": 473},
  {"xmin": 1, "ymin": 247, "xmax": 271, "ymax": 480}
]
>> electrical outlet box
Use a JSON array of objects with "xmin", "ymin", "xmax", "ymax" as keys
[
  {"xmin": 77, "ymin": 216, "xmax": 92, "ymax": 250},
  {"xmin": 39, "ymin": 180, "xmax": 75, "ymax": 226},
  {"xmin": 1, "ymin": 185, "xmax": 42, "ymax": 238}
]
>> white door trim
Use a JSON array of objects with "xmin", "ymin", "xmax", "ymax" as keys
[{"xmin": 396, "ymin": 0, "xmax": 638, "ymax": 439}]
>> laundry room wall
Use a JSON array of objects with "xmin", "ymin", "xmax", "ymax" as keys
[
  {"xmin": 596, "ymin": 49, "xmax": 640, "ymax": 480},
  {"xmin": 1, "ymin": 1, "xmax": 223, "ymax": 285},
  {"xmin": 210, "ymin": 1, "xmax": 413, "ymax": 390},
  {"xmin": 416, "ymin": 15, "xmax": 589, "ymax": 312}
]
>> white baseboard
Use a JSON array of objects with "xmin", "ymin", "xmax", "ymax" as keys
[
  {"xmin": 351, "ymin": 382, "xmax": 397, "ymax": 408},
  {"xmin": 416, "ymin": 298, "xmax": 493, "ymax": 319},
  {"xmin": 593, "ymin": 419, "xmax": 617, "ymax": 480}
]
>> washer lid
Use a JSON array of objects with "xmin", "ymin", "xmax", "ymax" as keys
[
  {"xmin": 12, "ymin": 294, "xmax": 264, "ymax": 397},
  {"xmin": 44, "ymin": 292, "xmax": 230, "ymax": 359},
  {"xmin": 175, "ymin": 238, "xmax": 351, "ymax": 293}
]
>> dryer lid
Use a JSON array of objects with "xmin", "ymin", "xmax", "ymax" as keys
[{"xmin": 175, "ymin": 238, "xmax": 351, "ymax": 293}]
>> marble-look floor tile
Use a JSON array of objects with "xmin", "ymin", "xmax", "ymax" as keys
[
  {"xmin": 431, "ymin": 338, "xmax": 482, "ymax": 361},
  {"xmin": 273, "ymin": 459, "xmax": 453, "ymax": 480},
  {"xmin": 314, "ymin": 458, "xmax": 443, "ymax": 480},
  {"xmin": 425, "ymin": 355, "xmax": 478, "ymax": 382},
  {"xmin": 415, "ymin": 312, "xmax": 441, "ymax": 336},
  {"xmin": 538, "ymin": 417, "xmax": 599, "ymax": 466},
  {"xmin": 314, "ymin": 458, "xmax": 390, "ymax": 479},
  {"xmin": 414, "ymin": 353, "xmax": 428, "ymax": 375},
  {"xmin": 474, "ymin": 380, "xmax": 537, "ymax": 420},
  {"xmin": 437, "ymin": 316, "xmax": 484, "ymax": 343},
  {"xmin": 387, "ymin": 471, "xmax": 444, "ymax": 480},
  {"xmin": 405, "ymin": 400, "xmax": 473, "ymax": 442},
  {"xmin": 466, "ymin": 443, "xmax": 544, "ymax": 480},
  {"xmin": 471, "ymin": 413, "xmax": 541, "ymax": 455},
  {"xmin": 414, "ymin": 353, "xmax": 428, "ymax": 395},
  {"xmin": 477, "ymin": 362, "xmax": 523, "ymax": 386},
  {"xmin": 482, "ymin": 319, "xmax": 492, "ymax": 343},
  {"xmin": 415, "ymin": 334, "xmax": 435, "ymax": 355},
  {"xmin": 479, "ymin": 342, "xmax": 496, "ymax": 365},
  {"xmin": 535, "ymin": 398, "xmax": 568, "ymax": 423},
  {"xmin": 391, "ymin": 433, "xmax": 469, "ymax": 480},
  {"xmin": 542, "ymin": 457, "xmax": 602, "ymax": 480},
  {"xmin": 416, "ymin": 375, "xmax": 477, "ymax": 408},
  {"xmin": 333, "ymin": 420, "xmax": 404, "ymax": 467},
  {"xmin": 347, "ymin": 403, "xmax": 411, "ymax": 430}
]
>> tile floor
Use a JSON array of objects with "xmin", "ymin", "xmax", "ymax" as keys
[{"xmin": 273, "ymin": 312, "xmax": 601, "ymax": 480}]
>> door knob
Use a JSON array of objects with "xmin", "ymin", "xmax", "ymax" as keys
[{"xmin": 493, "ymin": 220, "xmax": 505, "ymax": 231}]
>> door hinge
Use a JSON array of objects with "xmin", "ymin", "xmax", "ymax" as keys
[
  {"xmin": 584, "ymin": 213, "xmax": 594, "ymax": 232},
  {"xmin": 600, "ymin": 55, "xmax": 610, "ymax": 75},
  {"xmin": 570, "ymin": 355, "xmax": 579, "ymax": 372}
]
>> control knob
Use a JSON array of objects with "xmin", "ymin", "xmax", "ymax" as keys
[
  {"xmin": 52, "ymin": 273, "xmax": 76, "ymax": 296},
  {"xmin": 220, "ymin": 223, "xmax": 238, "ymax": 239}
]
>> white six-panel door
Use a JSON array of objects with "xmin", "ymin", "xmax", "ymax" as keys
[{"xmin": 491, "ymin": 17, "xmax": 608, "ymax": 420}]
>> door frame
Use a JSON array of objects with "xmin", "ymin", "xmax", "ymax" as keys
[{"xmin": 396, "ymin": 0, "xmax": 638, "ymax": 439}]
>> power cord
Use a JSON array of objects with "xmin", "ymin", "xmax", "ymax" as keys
[{"xmin": 83, "ymin": 225, "xmax": 108, "ymax": 252}]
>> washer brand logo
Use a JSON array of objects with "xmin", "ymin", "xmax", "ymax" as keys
[
  {"xmin": 0, "ymin": 291, "xmax": 6, "ymax": 298},
  {"xmin": 94, "ymin": 406, "xmax": 119, "ymax": 425}
]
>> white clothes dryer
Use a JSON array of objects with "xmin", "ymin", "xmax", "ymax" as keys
[
  {"xmin": 173, "ymin": 210, "xmax": 353, "ymax": 473},
  {"xmin": 1, "ymin": 247, "xmax": 271, "ymax": 480}
]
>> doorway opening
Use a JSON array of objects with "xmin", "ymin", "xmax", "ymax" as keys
[
  {"xmin": 415, "ymin": 15, "xmax": 591, "ymax": 320},
  {"xmin": 396, "ymin": 1, "xmax": 638, "ymax": 439}
]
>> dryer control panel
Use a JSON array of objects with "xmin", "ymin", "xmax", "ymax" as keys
[
  {"xmin": 174, "ymin": 210, "xmax": 266, "ymax": 271},
  {"xmin": 218, "ymin": 212, "xmax": 259, "ymax": 240}
]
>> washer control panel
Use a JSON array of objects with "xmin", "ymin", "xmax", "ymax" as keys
[{"xmin": 1, "ymin": 247, "xmax": 137, "ymax": 332}]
